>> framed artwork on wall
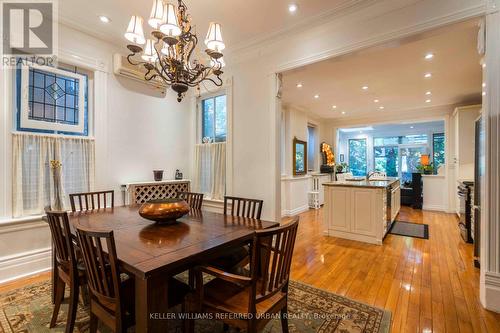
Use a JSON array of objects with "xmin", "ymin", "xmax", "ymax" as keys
[{"xmin": 293, "ymin": 137, "xmax": 307, "ymax": 176}]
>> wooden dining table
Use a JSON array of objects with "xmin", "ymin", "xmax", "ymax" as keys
[{"xmin": 67, "ymin": 205, "xmax": 279, "ymax": 332}]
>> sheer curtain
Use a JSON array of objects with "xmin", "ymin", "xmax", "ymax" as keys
[
  {"xmin": 193, "ymin": 143, "xmax": 226, "ymax": 200},
  {"xmin": 12, "ymin": 133, "xmax": 95, "ymax": 217}
]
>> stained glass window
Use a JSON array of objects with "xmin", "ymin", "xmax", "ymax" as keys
[{"xmin": 28, "ymin": 68, "xmax": 80, "ymax": 125}]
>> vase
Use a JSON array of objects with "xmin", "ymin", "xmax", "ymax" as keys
[
  {"xmin": 52, "ymin": 168, "xmax": 63, "ymax": 211},
  {"xmin": 153, "ymin": 170, "xmax": 164, "ymax": 181}
]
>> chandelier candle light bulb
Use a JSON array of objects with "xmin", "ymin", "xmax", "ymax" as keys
[{"xmin": 125, "ymin": 0, "xmax": 225, "ymax": 102}]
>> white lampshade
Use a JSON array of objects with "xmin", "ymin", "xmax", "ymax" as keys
[
  {"xmin": 148, "ymin": 0, "xmax": 166, "ymax": 29},
  {"xmin": 125, "ymin": 16, "xmax": 146, "ymax": 45},
  {"xmin": 205, "ymin": 22, "xmax": 225, "ymax": 52},
  {"xmin": 211, "ymin": 57, "xmax": 225, "ymax": 68},
  {"xmin": 141, "ymin": 39, "xmax": 158, "ymax": 62},
  {"xmin": 159, "ymin": 3, "xmax": 181, "ymax": 37}
]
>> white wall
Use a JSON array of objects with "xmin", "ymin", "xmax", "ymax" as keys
[
  {"xmin": 224, "ymin": 0, "xmax": 485, "ymax": 221},
  {"xmin": 280, "ymin": 106, "xmax": 330, "ymax": 216},
  {"xmin": 0, "ymin": 23, "xmax": 192, "ymax": 283}
]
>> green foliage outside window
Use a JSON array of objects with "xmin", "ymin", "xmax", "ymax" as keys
[{"xmin": 348, "ymin": 139, "xmax": 367, "ymax": 176}]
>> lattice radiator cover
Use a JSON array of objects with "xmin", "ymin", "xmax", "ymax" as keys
[{"xmin": 128, "ymin": 181, "xmax": 190, "ymax": 204}]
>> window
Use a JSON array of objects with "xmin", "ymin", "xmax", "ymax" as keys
[
  {"xmin": 374, "ymin": 146, "xmax": 399, "ymax": 177},
  {"xmin": 374, "ymin": 136, "xmax": 400, "ymax": 146},
  {"xmin": 400, "ymin": 147, "xmax": 427, "ymax": 184},
  {"xmin": 202, "ymin": 95, "xmax": 227, "ymax": 142},
  {"xmin": 401, "ymin": 134, "xmax": 428, "ymax": 145},
  {"xmin": 433, "ymin": 133, "xmax": 445, "ymax": 173},
  {"xmin": 195, "ymin": 93, "xmax": 227, "ymax": 200},
  {"xmin": 348, "ymin": 139, "xmax": 367, "ymax": 176},
  {"xmin": 307, "ymin": 125, "xmax": 317, "ymax": 171},
  {"xmin": 17, "ymin": 64, "xmax": 89, "ymax": 135}
]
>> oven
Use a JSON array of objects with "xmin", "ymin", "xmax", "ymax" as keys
[{"xmin": 457, "ymin": 181, "xmax": 473, "ymax": 243}]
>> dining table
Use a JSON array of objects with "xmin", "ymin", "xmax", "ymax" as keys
[{"xmin": 67, "ymin": 205, "xmax": 279, "ymax": 332}]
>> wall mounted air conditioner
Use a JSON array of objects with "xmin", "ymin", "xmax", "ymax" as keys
[{"xmin": 113, "ymin": 54, "xmax": 168, "ymax": 92}]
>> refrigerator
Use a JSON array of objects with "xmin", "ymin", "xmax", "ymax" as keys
[{"xmin": 473, "ymin": 115, "xmax": 484, "ymax": 268}]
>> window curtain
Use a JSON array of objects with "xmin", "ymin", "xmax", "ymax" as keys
[
  {"xmin": 193, "ymin": 143, "xmax": 226, "ymax": 200},
  {"xmin": 12, "ymin": 133, "xmax": 95, "ymax": 217}
]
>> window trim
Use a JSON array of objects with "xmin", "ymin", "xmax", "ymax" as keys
[
  {"xmin": 193, "ymin": 78, "xmax": 233, "ymax": 196},
  {"xmin": 19, "ymin": 64, "xmax": 87, "ymax": 134}
]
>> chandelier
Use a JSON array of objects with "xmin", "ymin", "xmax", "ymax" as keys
[{"xmin": 124, "ymin": 0, "xmax": 225, "ymax": 102}]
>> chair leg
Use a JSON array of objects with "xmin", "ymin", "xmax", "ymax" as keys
[
  {"xmin": 50, "ymin": 278, "xmax": 65, "ymax": 328},
  {"xmin": 80, "ymin": 284, "xmax": 90, "ymax": 306},
  {"xmin": 89, "ymin": 312, "xmax": 98, "ymax": 333},
  {"xmin": 280, "ymin": 305, "xmax": 289, "ymax": 333},
  {"xmin": 247, "ymin": 320, "xmax": 257, "ymax": 333},
  {"xmin": 223, "ymin": 323, "xmax": 229, "ymax": 331},
  {"xmin": 188, "ymin": 268, "xmax": 195, "ymax": 289},
  {"xmin": 65, "ymin": 282, "xmax": 79, "ymax": 333}
]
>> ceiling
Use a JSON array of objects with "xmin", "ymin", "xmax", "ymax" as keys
[
  {"xmin": 281, "ymin": 19, "xmax": 483, "ymax": 120},
  {"xmin": 59, "ymin": 0, "xmax": 354, "ymax": 52}
]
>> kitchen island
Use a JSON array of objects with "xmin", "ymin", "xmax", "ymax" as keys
[{"xmin": 322, "ymin": 178, "xmax": 401, "ymax": 245}]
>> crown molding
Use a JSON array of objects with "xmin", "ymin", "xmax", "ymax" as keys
[{"xmin": 272, "ymin": 1, "xmax": 487, "ymax": 73}]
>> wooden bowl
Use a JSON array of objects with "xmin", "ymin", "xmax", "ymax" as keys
[{"xmin": 139, "ymin": 198, "xmax": 190, "ymax": 224}]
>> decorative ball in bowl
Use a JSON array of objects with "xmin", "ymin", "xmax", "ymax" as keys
[{"xmin": 139, "ymin": 198, "xmax": 190, "ymax": 224}]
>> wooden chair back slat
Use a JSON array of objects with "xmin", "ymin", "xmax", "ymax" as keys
[
  {"xmin": 70, "ymin": 190, "xmax": 114, "ymax": 212},
  {"xmin": 224, "ymin": 196, "xmax": 264, "ymax": 219},
  {"xmin": 251, "ymin": 217, "xmax": 299, "ymax": 304},
  {"xmin": 76, "ymin": 227, "xmax": 122, "ymax": 315},
  {"xmin": 46, "ymin": 210, "xmax": 76, "ymax": 273},
  {"xmin": 176, "ymin": 191, "xmax": 204, "ymax": 210}
]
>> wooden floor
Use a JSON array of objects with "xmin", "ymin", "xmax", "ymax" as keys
[
  {"xmin": 287, "ymin": 206, "xmax": 500, "ymax": 333},
  {"xmin": 2, "ymin": 207, "xmax": 500, "ymax": 332}
]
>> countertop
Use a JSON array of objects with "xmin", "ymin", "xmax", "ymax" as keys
[{"xmin": 323, "ymin": 177, "xmax": 400, "ymax": 189}]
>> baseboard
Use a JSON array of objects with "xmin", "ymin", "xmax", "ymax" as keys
[
  {"xmin": 483, "ymin": 272, "xmax": 500, "ymax": 313},
  {"xmin": 281, "ymin": 205, "xmax": 309, "ymax": 217},
  {"xmin": 0, "ymin": 247, "xmax": 52, "ymax": 284},
  {"xmin": 422, "ymin": 204, "xmax": 447, "ymax": 212}
]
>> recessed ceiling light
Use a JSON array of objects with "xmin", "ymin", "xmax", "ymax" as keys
[
  {"xmin": 288, "ymin": 4, "xmax": 298, "ymax": 13},
  {"xmin": 341, "ymin": 111, "xmax": 346, "ymax": 115},
  {"xmin": 99, "ymin": 15, "xmax": 111, "ymax": 23},
  {"xmin": 424, "ymin": 53, "xmax": 434, "ymax": 60},
  {"xmin": 425, "ymin": 91, "xmax": 432, "ymax": 95},
  {"xmin": 314, "ymin": 94, "xmax": 319, "ymax": 99},
  {"xmin": 379, "ymin": 106, "xmax": 385, "ymax": 110},
  {"xmin": 374, "ymin": 99, "xmax": 379, "ymax": 103},
  {"xmin": 482, "ymin": 91, "xmax": 486, "ymax": 96},
  {"xmin": 332, "ymin": 105, "xmax": 337, "ymax": 109},
  {"xmin": 482, "ymin": 63, "xmax": 486, "ymax": 69},
  {"xmin": 482, "ymin": 82, "xmax": 486, "ymax": 88},
  {"xmin": 359, "ymin": 131, "xmax": 363, "ymax": 134},
  {"xmin": 410, "ymin": 126, "xmax": 414, "ymax": 129},
  {"xmin": 424, "ymin": 73, "xmax": 432, "ymax": 78},
  {"xmin": 426, "ymin": 99, "xmax": 431, "ymax": 103},
  {"xmin": 362, "ymin": 86, "xmax": 369, "ymax": 90},
  {"xmin": 296, "ymin": 83, "xmax": 303, "ymax": 88}
]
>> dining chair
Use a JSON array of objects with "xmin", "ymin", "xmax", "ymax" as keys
[
  {"xmin": 76, "ymin": 226, "xmax": 190, "ymax": 333},
  {"xmin": 208, "ymin": 196, "xmax": 264, "ymax": 271},
  {"xmin": 191, "ymin": 217, "xmax": 300, "ymax": 333},
  {"xmin": 69, "ymin": 190, "xmax": 114, "ymax": 212},
  {"xmin": 177, "ymin": 191, "xmax": 204, "ymax": 210},
  {"xmin": 46, "ymin": 210, "xmax": 87, "ymax": 333}
]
